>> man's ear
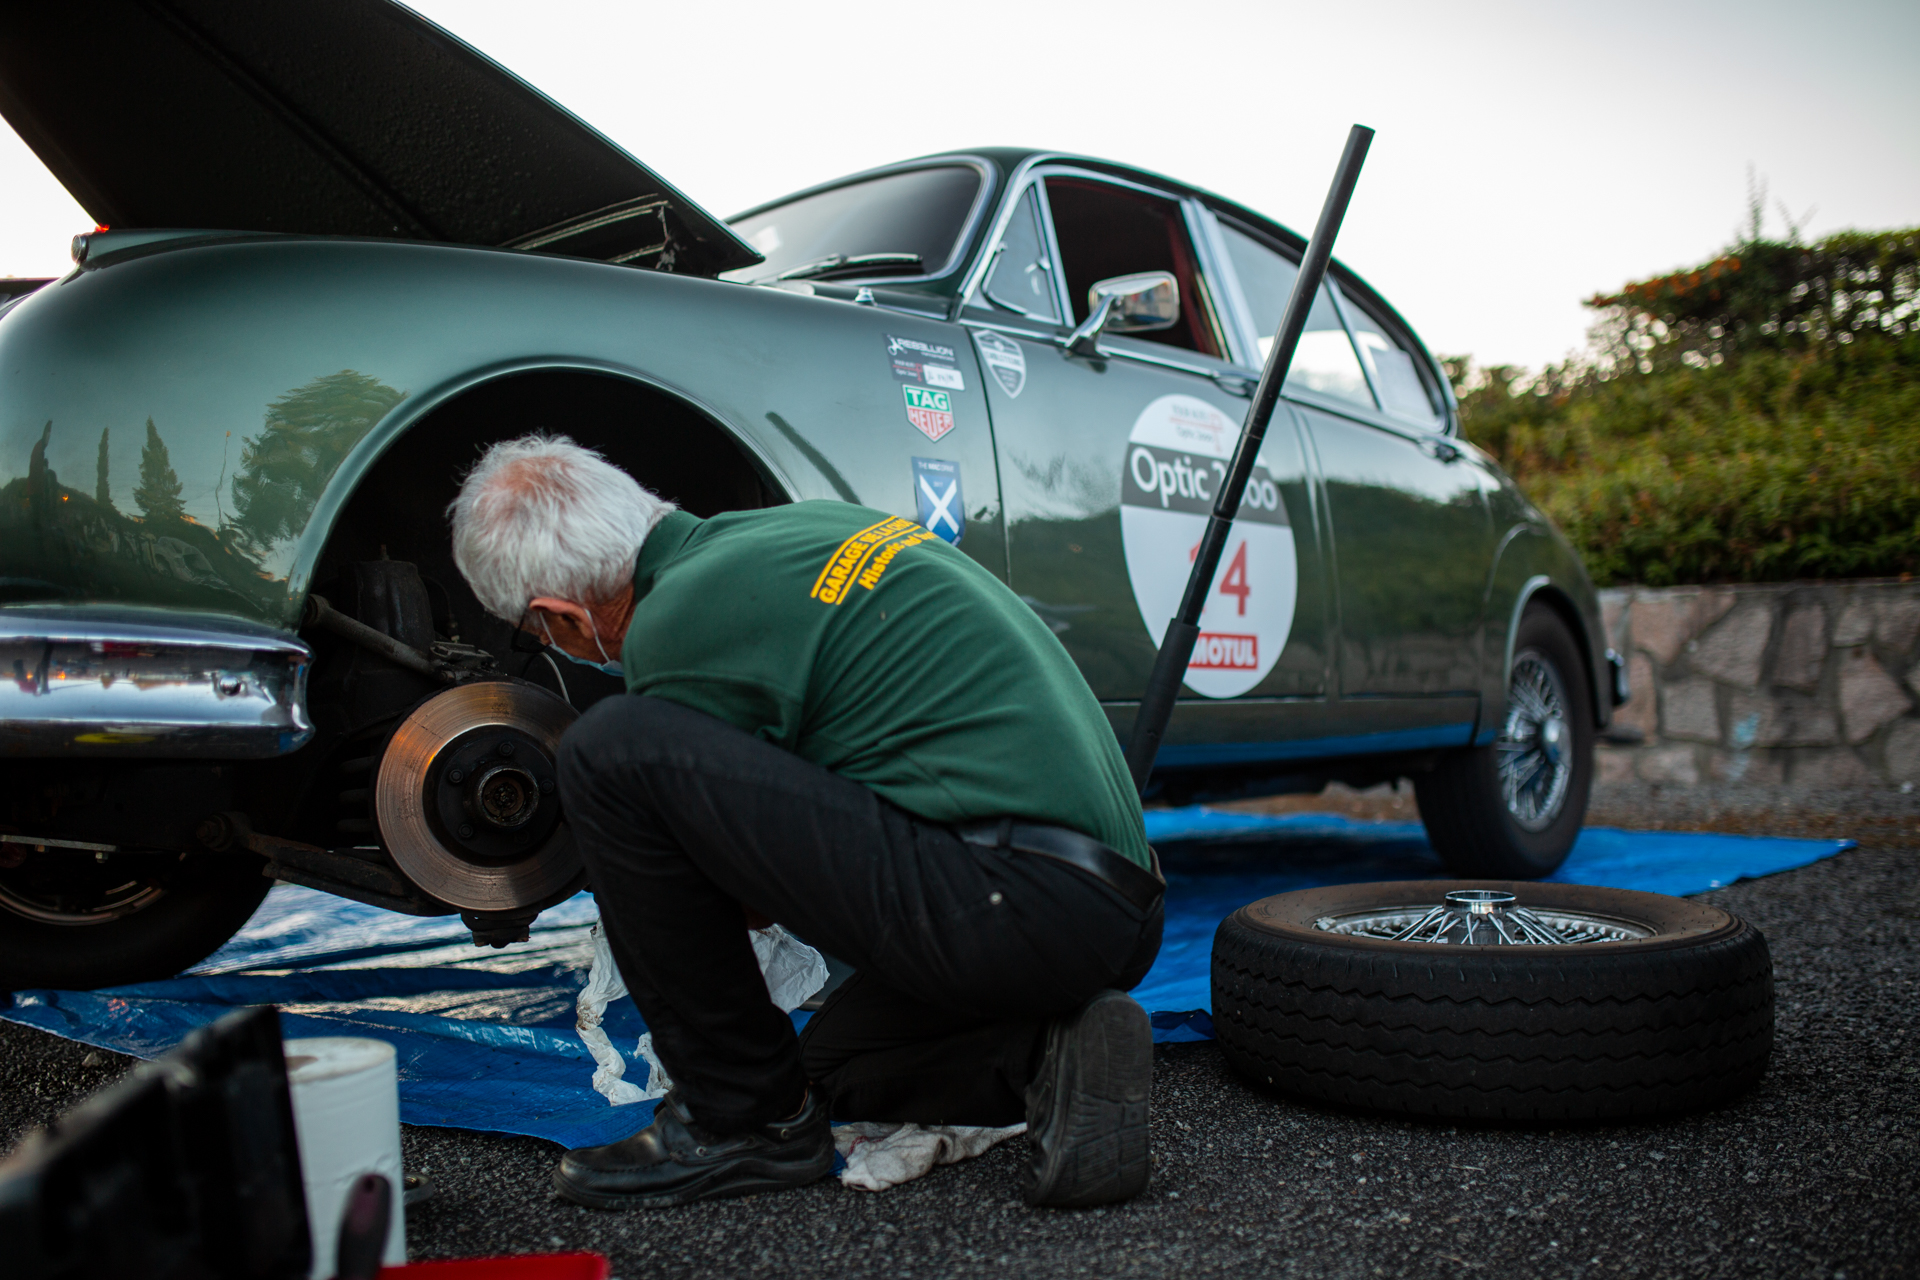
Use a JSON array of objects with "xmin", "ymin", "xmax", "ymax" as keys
[
  {"xmin": 528, "ymin": 597, "xmax": 593, "ymax": 628},
  {"xmin": 527, "ymin": 598, "xmax": 594, "ymax": 647}
]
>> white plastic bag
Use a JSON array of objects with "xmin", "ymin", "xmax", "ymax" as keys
[{"xmin": 575, "ymin": 917, "xmax": 830, "ymax": 1106}]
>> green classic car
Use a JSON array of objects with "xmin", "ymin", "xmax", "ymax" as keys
[{"xmin": 0, "ymin": 1, "xmax": 1622, "ymax": 988}]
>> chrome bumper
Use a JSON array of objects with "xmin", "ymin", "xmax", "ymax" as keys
[{"xmin": 0, "ymin": 605, "xmax": 312, "ymax": 757}]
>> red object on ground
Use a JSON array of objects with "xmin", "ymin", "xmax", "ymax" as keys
[{"xmin": 378, "ymin": 1254, "xmax": 609, "ymax": 1279}]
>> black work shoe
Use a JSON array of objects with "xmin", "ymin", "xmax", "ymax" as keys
[
  {"xmin": 1023, "ymin": 988, "xmax": 1152, "ymax": 1207},
  {"xmin": 552, "ymin": 1088, "xmax": 832, "ymax": 1210}
]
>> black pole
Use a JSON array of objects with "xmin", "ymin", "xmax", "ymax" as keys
[{"xmin": 1125, "ymin": 124, "xmax": 1374, "ymax": 793}]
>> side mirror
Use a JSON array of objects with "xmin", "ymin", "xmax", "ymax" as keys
[{"xmin": 1062, "ymin": 271, "xmax": 1180, "ymax": 357}]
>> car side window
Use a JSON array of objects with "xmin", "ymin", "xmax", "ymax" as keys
[
  {"xmin": 1218, "ymin": 222, "xmax": 1373, "ymax": 410},
  {"xmin": 1340, "ymin": 299, "xmax": 1443, "ymax": 426},
  {"xmin": 1043, "ymin": 177, "xmax": 1223, "ymax": 357},
  {"xmin": 980, "ymin": 185, "xmax": 1062, "ymax": 323}
]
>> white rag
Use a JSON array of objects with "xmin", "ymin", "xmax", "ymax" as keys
[
  {"xmin": 833, "ymin": 1121, "xmax": 1027, "ymax": 1192},
  {"xmin": 574, "ymin": 917, "xmax": 1018, "ymax": 1190},
  {"xmin": 575, "ymin": 917, "xmax": 830, "ymax": 1104}
]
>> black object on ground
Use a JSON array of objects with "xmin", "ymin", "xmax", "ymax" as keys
[
  {"xmin": 0, "ymin": 1003, "xmax": 309, "ymax": 1279},
  {"xmin": 333, "ymin": 1172, "xmax": 393, "ymax": 1280},
  {"xmin": 1212, "ymin": 881, "xmax": 1774, "ymax": 1119},
  {"xmin": 551, "ymin": 1088, "xmax": 833, "ymax": 1210},
  {"xmin": 1125, "ymin": 124, "xmax": 1374, "ymax": 792}
]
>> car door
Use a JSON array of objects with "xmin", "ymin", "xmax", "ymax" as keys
[
  {"xmin": 1210, "ymin": 213, "xmax": 1493, "ymax": 742},
  {"xmin": 958, "ymin": 168, "xmax": 1332, "ymax": 759}
]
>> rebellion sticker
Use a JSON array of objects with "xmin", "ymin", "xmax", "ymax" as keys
[
  {"xmin": 972, "ymin": 329, "xmax": 1027, "ymax": 398},
  {"xmin": 912, "ymin": 457, "xmax": 964, "ymax": 544},
  {"xmin": 887, "ymin": 334, "xmax": 966, "ymax": 391},
  {"xmin": 903, "ymin": 385, "xmax": 955, "ymax": 441},
  {"xmin": 1119, "ymin": 394, "xmax": 1296, "ymax": 698}
]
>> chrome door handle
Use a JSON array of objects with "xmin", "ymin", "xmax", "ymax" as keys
[
  {"xmin": 1210, "ymin": 372, "xmax": 1256, "ymax": 399},
  {"xmin": 1419, "ymin": 437, "xmax": 1462, "ymax": 463}
]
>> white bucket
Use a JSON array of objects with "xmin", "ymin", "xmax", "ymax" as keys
[{"xmin": 285, "ymin": 1037, "xmax": 407, "ymax": 1278}]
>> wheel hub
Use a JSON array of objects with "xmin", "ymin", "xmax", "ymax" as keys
[
  {"xmin": 375, "ymin": 682, "xmax": 582, "ymax": 912},
  {"xmin": 1314, "ymin": 888, "xmax": 1651, "ymax": 945},
  {"xmin": 426, "ymin": 726, "xmax": 561, "ymax": 859}
]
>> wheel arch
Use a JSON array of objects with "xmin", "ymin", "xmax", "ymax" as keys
[
  {"xmin": 1507, "ymin": 576, "xmax": 1608, "ymax": 730},
  {"xmin": 288, "ymin": 358, "xmax": 797, "ymax": 614}
]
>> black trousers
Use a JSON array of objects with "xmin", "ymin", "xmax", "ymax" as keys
[{"xmin": 557, "ymin": 696, "xmax": 1162, "ymax": 1133}]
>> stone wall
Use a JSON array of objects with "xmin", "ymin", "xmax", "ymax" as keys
[{"xmin": 1596, "ymin": 580, "xmax": 1920, "ymax": 788}]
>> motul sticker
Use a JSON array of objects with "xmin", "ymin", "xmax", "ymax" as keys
[
  {"xmin": 903, "ymin": 385, "xmax": 955, "ymax": 441},
  {"xmin": 972, "ymin": 330, "xmax": 1027, "ymax": 398},
  {"xmin": 1190, "ymin": 633, "xmax": 1258, "ymax": 669},
  {"xmin": 1119, "ymin": 394, "xmax": 1296, "ymax": 698}
]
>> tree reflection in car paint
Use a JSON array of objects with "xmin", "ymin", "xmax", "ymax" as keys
[{"xmin": 0, "ymin": 370, "xmax": 404, "ymax": 614}]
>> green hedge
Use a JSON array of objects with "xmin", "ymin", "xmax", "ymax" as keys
[{"xmin": 1450, "ymin": 227, "xmax": 1920, "ymax": 587}]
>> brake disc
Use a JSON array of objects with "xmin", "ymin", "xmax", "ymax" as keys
[{"xmin": 373, "ymin": 681, "xmax": 582, "ymax": 912}]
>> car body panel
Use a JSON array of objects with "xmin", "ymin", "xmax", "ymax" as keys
[
  {"xmin": 0, "ymin": 134, "xmax": 1609, "ymax": 783},
  {"xmin": 0, "ymin": 237, "xmax": 1007, "ymax": 632}
]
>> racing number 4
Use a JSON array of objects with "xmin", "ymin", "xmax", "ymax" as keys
[{"xmin": 1217, "ymin": 541, "xmax": 1251, "ymax": 616}]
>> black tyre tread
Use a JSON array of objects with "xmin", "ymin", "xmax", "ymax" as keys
[{"xmin": 1211, "ymin": 907, "xmax": 1773, "ymax": 1121}]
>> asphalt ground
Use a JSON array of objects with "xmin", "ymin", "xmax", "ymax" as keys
[{"xmin": 3, "ymin": 782, "xmax": 1916, "ymax": 1279}]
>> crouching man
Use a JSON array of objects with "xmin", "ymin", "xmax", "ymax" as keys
[{"xmin": 448, "ymin": 436, "xmax": 1163, "ymax": 1209}]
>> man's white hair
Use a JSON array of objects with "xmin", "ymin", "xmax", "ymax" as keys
[{"xmin": 449, "ymin": 434, "xmax": 677, "ymax": 621}]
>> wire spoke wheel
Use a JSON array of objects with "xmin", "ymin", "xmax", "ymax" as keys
[
  {"xmin": 1413, "ymin": 607, "xmax": 1595, "ymax": 879},
  {"xmin": 1316, "ymin": 888, "xmax": 1652, "ymax": 946},
  {"xmin": 1497, "ymin": 650, "xmax": 1573, "ymax": 832},
  {"xmin": 1212, "ymin": 880, "xmax": 1774, "ymax": 1121}
]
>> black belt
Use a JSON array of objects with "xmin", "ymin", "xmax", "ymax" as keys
[{"xmin": 956, "ymin": 818, "xmax": 1164, "ymax": 913}]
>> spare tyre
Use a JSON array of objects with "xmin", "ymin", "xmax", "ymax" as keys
[{"xmin": 1211, "ymin": 881, "xmax": 1772, "ymax": 1121}]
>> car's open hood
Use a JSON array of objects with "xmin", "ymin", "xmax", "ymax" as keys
[{"xmin": 0, "ymin": 1, "xmax": 760, "ymax": 276}]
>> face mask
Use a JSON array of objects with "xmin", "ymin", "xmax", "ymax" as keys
[{"xmin": 539, "ymin": 614, "xmax": 625, "ymax": 679}]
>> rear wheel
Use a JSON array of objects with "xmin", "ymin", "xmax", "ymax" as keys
[
  {"xmin": 1415, "ymin": 606, "xmax": 1594, "ymax": 878},
  {"xmin": 0, "ymin": 848, "xmax": 270, "ymax": 990}
]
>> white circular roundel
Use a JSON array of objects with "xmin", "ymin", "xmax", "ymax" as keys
[{"xmin": 1119, "ymin": 394, "xmax": 1297, "ymax": 699}]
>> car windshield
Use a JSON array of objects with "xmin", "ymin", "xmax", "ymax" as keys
[{"xmin": 722, "ymin": 166, "xmax": 982, "ymax": 284}]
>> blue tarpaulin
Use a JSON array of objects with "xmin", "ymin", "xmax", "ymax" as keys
[{"xmin": 2, "ymin": 809, "xmax": 1851, "ymax": 1148}]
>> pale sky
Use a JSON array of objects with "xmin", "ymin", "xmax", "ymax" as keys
[{"xmin": 3, "ymin": 0, "xmax": 1915, "ymax": 372}]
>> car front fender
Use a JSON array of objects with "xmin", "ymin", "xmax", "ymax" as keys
[
  {"xmin": 0, "ymin": 236, "xmax": 992, "ymax": 629},
  {"xmin": 1479, "ymin": 521, "xmax": 1610, "ymax": 735}
]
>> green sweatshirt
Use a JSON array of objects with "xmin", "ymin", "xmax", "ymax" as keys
[{"xmin": 619, "ymin": 503, "xmax": 1150, "ymax": 868}]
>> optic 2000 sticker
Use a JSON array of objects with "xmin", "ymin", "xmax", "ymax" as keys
[{"xmin": 1119, "ymin": 395, "xmax": 1297, "ymax": 699}]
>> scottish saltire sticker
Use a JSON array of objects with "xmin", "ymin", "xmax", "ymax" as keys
[
  {"xmin": 887, "ymin": 334, "xmax": 966, "ymax": 391},
  {"xmin": 903, "ymin": 385, "xmax": 956, "ymax": 441},
  {"xmin": 1119, "ymin": 394, "xmax": 1297, "ymax": 698},
  {"xmin": 912, "ymin": 457, "xmax": 964, "ymax": 545},
  {"xmin": 972, "ymin": 330, "xmax": 1027, "ymax": 398}
]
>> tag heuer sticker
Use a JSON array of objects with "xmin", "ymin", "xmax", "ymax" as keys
[
  {"xmin": 903, "ymin": 385, "xmax": 955, "ymax": 441},
  {"xmin": 912, "ymin": 457, "xmax": 964, "ymax": 545},
  {"xmin": 972, "ymin": 330, "xmax": 1026, "ymax": 398},
  {"xmin": 887, "ymin": 334, "xmax": 965, "ymax": 392}
]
